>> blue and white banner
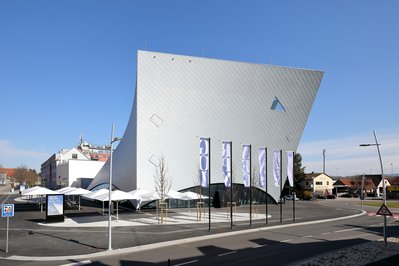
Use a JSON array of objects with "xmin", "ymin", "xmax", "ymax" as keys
[
  {"xmin": 258, "ymin": 148, "xmax": 266, "ymax": 188},
  {"xmin": 222, "ymin": 141, "xmax": 232, "ymax": 187},
  {"xmin": 242, "ymin": 145, "xmax": 251, "ymax": 187},
  {"xmin": 287, "ymin": 151, "xmax": 294, "ymax": 187},
  {"xmin": 199, "ymin": 138, "xmax": 209, "ymax": 187},
  {"xmin": 273, "ymin": 150, "xmax": 281, "ymax": 187}
]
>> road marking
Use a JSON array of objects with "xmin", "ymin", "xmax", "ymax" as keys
[
  {"xmin": 322, "ymin": 232, "xmax": 332, "ymax": 235},
  {"xmin": 218, "ymin": 251, "xmax": 237, "ymax": 257},
  {"xmin": 1, "ymin": 194, "xmax": 11, "ymax": 204},
  {"xmin": 333, "ymin": 228, "xmax": 362, "ymax": 233},
  {"xmin": 173, "ymin": 260, "xmax": 199, "ymax": 266},
  {"xmin": 302, "ymin": 235, "xmax": 313, "ymax": 238},
  {"xmin": 58, "ymin": 260, "xmax": 92, "ymax": 266},
  {"xmin": 281, "ymin": 239, "xmax": 292, "ymax": 242},
  {"xmin": 252, "ymin": 245, "xmax": 264, "ymax": 248}
]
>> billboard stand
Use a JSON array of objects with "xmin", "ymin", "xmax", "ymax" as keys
[{"xmin": 46, "ymin": 194, "xmax": 65, "ymax": 223}]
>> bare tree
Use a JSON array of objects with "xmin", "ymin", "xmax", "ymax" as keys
[
  {"xmin": 12, "ymin": 165, "xmax": 39, "ymax": 186},
  {"xmin": 154, "ymin": 157, "xmax": 172, "ymax": 202}
]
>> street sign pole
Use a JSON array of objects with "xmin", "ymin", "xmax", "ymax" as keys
[
  {"xmin": 6, "ymin": 217, "xmax": 9, "ymax": 253},
  {"xmin": 2, "ymin": 204, "xmax": 14, "ymax": 253}
]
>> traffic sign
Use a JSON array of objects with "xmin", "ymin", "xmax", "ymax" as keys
[
  {"xmin": 376, "ymin": 203, "xmax": 393, "ymax": 216},
  {"xmin": 2, "ymin": 204, "xmax": 14, "ymax": 218}
]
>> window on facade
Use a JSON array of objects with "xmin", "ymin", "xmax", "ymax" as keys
[
  {"xmin": 327, "ymin": 181, "xmax": 329, "ymax": 185},
  {"xmin": 316, "ymin": 181, "xmax": 323, "ymax": 185},
  {"xmin": 72, "ymin": 154, "xmax": 78, "ymax": 159},
  {"xmin": 305, "ymin": 182, "xmax": 309, "ymax": 185},
  {"xmin": 270, "ymin": 97, "xmax": 286, "ymax": 112}
]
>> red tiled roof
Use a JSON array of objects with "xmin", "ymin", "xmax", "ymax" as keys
[{"xmin": 0, "ymin": 168, "xmax": 16, "ymax": 177}]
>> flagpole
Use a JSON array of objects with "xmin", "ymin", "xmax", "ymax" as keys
[
  {"xmin": 266, "ymin": 148, "xmax": 268, "ymax": 225},
  {"xmin": 280, "ymin": 149, "xmax": 283, "ymax": 223},
  {"xmin": 293, "ymin": 152, "xmax": 296, "ymax": 221},
  {"xmin": 249, "ymin": 145, "xmax": 252, "ymax": 227},
  {"xmin": 208, "ymin": 138, "xmax": 211, "ymax": 232},
  {"xmin": 230, "ymin": 142, "xmax": 233, "ymax": 229}
]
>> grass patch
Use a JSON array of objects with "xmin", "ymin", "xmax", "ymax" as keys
[{"xmin": 361, "ymin": 201, "xmax": 399, "ymax": 208}]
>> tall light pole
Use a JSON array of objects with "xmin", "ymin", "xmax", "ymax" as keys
[
  {"xmin": 108, "ymin": 123, "xmax": 122, "ymax": 251},
  {"xmin": 359, "ymin": 130, "xmax": 387, "ymax": 247},
  {"xmin": 323, "ymin": 149, "xmax": 326, "ymax": 174}
]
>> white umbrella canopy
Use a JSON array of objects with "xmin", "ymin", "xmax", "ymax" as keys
[
  {"xmin": 64, "ymin": 188, "xmax": 90, "ymax": 196},
  {"xmin": 180, "ymin": 191, "xmax": 209, "ymax": 201},
  {"xmin": 22, "ymin": 187, "xmax": 58, "ymax": 196},
  {"xmin": 64, "ymin": 188, "xmax": 91, "ymax": 210},
  {"xmin": 128, "ymin": 189, "xmax": 151, "ymax": 199},
  {"xmin": 83, "ymin": 188, "xmax": 109, "ymax": 214},
  {"xmin": 83, "ymin": 188, "xmax": 109, "ymax": 200},
  {"xmin": 56, "ymin": 187, "xmax": 75, "ymax": 194},
  {"xmin": 128, "ymin": 189, "xmax": 160, "ymax": 209},
  {"xmin": 21, "ymin": 186, "xmax": 43, "ymax": 195},
  {"xmin": 93, "ymin": 190, "xmax": 136, "ymax": 202},
  {"xmin": 165, "ymin": 189, "xmax": 184, "ymax": 200},
  {"xmin": 93, "ymin": 190, "xmax": 136, "ymax": 221}
]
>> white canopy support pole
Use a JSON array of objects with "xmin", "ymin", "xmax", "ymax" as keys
[{"xmin": 79, "ymin": 195, "xmax": 81, "ymax": 211}]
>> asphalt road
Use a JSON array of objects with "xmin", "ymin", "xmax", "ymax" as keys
[
  {"xmin": 72, "ymin": 211, "xmax": 397, "ymax": 266},
  {"xmin": 1, "ymin": 191, "xmax": 398, "ymax": 266}
]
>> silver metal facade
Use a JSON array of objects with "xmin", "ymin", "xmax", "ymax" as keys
[{"xmin": 88, "ymin": 50, "xmax": 324, "ymax": 202}]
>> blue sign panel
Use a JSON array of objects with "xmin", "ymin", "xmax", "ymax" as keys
[{"xmin": 2, "ymin": 204, "xmax": 14, "ymax": 217}]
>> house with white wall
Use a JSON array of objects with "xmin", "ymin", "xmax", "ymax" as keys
[
  {"xmin": 302, "ymin": 172, "xmax": 334, "ymax": 195},
  {"xmin": 41, "ymin": 141, "xmax": 108, "ymax": 189}
]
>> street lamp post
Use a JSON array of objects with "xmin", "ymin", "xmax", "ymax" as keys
[
  {"xmin": 359, "ymin": 130, "xmax": 387, "ymax": 247},
  {"xmin": 108, "ymin": 123, "xmax": 122, "ymax": 251}
]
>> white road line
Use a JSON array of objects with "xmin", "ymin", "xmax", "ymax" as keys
[
  {"xmin": 218, "ymin": 251, "xmax": 237, "ymax": 257},
  {"xmin": 281, "ymin": 239, "xmax": 292, "ymax": 242},
  {"xmin": 333, "ymin": 228, "xmax": 362, "ymax": 233},
  {"xmin": 321, "ymin": 232, "xmax": 332, "ymax": 235},
  {"xmin": 173, "ymin": 259, "xmax": 199, "ymax": 266},
  {"xmin": 302, "ymin": 235, "xmax": 313, "ymax": 238},
  {"xmin": 252, "ymin": 245, "xmax": 264, "ymax": 248},
  {"xmin": 58, "ymin": 260, "xmax": 92, "ymax": 266}
]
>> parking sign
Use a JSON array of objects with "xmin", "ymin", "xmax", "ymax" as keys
[{"xmin": 2, "ymin": 204, "xmax": 14, "ymax": 218}]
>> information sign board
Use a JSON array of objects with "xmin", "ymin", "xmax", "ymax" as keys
[{"xmin": 1, "ymin": 204, "xmax": 14, "ymax": 218}]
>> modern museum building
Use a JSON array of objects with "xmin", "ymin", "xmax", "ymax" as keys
[{"xmin": 88, "ymin": 50, "xmax": 324, "ymax": 206}]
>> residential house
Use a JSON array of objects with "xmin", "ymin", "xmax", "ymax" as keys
[
  {"xmin": 41, "ymin": 138, "xmax": 110, "ymax": 189},
  {"xmin": 334, "ymin": 175, "xmax": 391, "ymax": 197},
  {"xmin": 302, "ymin": 172, "xmax": 334, "ymax": 196}
]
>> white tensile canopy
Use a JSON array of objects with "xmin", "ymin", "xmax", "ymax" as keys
[
  {"xmin": 180, "ymin": 191, "xmax": 209, "ymax": 201},
  {"xmin": 21, "ymin": 186, "xmax": 59, "ymax": 212},
  {"xmin": 21, "ymin": 187, "xmax": 58, "ymax": 196},
  {"xmin": 64, "ymin": 188, "xmax": 91, "ymax": 210},
  {"xmin": 20, "ymin": 186, "xmax": 43, "ymax": 195},
  {"xmin": 165, "ymin": 189, "xmax": 184, "ymax": 200},
  {"xmin": 83, "ymin": 188, "xmax": 109, "ymax": 214},
  {"xmin": 92, "ymin": 190, "xmax": 136, "ymax": 220},
  {"xmin": 56, "ymin": 187, "xmax": 75, "ymax": 194},
  {"xmin": 128, "ymin": 189, "xmax": 160, "ymax": 210}
]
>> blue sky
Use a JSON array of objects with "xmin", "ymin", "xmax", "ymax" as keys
[{"xmin": 1, "ymin": 0, "xmax": 398, "ymax": 176}]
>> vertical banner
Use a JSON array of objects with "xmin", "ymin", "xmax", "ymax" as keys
[
  {"xmin": 258, "ymin": 148, "xmax": 266, "ymax": 188},
  {"xmin": 287, "ymin": 151, "xmax": 294, "ymax": 187},
  {"xmin": 273, "ymin": 150, "xmax": 281, "ymax": 187},
  {"xmin": 242, "ymin": 145, "xmax": 251, "ymax": 187},
  {"xmin": 222, "ymin": 141, "xmax": 232, "ymax": 187},
  {"xmin": 199, "ymin": 138, "xmax": 209, "ymax": 187}
]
